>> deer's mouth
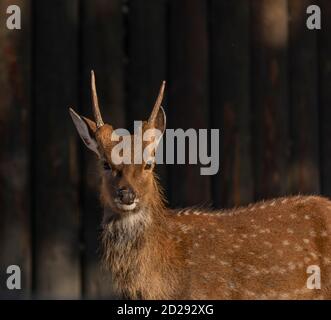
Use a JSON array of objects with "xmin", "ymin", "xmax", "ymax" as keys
[{"xmin": 114, "ymin": 199, "xmax": 140, "ymax": 212}]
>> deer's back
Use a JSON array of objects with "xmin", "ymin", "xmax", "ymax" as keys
[{"xmin": 167, "ymin": 195, "xmax": 331, "ymax": 299}]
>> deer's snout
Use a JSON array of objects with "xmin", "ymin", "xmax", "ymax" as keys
[{"xmin": 117, "ymin": 187, "xmax": 136, "ymax": 205}]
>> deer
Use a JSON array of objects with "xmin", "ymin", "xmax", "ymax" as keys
[{"xmin": 69, "ymin": 71, "xmax": 331, "ymax": 300}]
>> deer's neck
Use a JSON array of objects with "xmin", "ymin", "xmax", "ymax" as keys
[{"xmin": 101, "ymin": 184, "xmax": 175, "ymax": 298}]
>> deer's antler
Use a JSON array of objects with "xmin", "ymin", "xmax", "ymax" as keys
[
  {"xmin": 91, "ymin": 70, "xmax": 104, "ymax": 128},
  {"xmin": 149, "ymin": 81, "xmax": 166, "ymax": 124}
]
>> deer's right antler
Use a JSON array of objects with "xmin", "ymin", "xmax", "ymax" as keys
[{"xmin": 91, "ymin": 70, "xmax": 104, "ymax": 129}]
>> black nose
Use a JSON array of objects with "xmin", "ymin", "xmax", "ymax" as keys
[{"xmin": 117, "ymin": 187, "xmax": 136, "ymax": 205}]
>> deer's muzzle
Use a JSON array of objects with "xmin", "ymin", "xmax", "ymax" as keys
[{"xmin": 117, "ymin": 187, "xmax": 136, "ymax": 205}]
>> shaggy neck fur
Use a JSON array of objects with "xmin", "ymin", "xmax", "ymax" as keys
[{"xmin": 100, "ymin": 176, "xmax": 178, "ymax": 299}]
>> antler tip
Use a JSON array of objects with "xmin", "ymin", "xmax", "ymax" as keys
[{"xmin": 91, "ymin": 70, "xmax": 96, "ymax": 83}]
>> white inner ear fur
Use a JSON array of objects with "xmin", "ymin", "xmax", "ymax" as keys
[{"xmin": 69, "ymin": 108, "xmax": 100, "ymax": 157}]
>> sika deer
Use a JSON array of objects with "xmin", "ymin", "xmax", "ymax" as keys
[{"xmin": 69, "ymin": 71, "xmax": 331, "ymax": 300}]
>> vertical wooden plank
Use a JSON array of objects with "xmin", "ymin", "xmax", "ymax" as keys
[
  {"xmin": 127, "ymin": 0, "xmax": 168, "ymax": 197},
  {"xmin": 168, "ymin": 0, "xmax": 211, "ymax": 207},
  {"xmin": 0, "ymin": 0, "xmax": 31, "ymax": 299},
  {"xmin": 80, "ymin": 0, "xmax": 125, "ymax": 298},
  {"xmin": 210, "ymin": 0, "xmax": 253, "ymax": 209},
  {"xmin": 288, "ymin": 0, "xmax": 319, "ymax": 194},
  {"xmin": 251, "ymin": 0, "xmax": 290, "ymax": 200},
  {"xmin": 33, "ymin": 0, "xmax": 80, "ymax": 298},
  {"xmin": 319, "ymin": 0, "xmax": 331, "ymax": 198}
]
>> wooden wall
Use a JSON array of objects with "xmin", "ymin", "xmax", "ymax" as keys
[{"xmin": 0, "ymin": 0, "xmax": 330, "ymax": 299}]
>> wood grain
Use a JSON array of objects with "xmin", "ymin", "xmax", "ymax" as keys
[
  {"xmin": 210, "ymin": 0, "xmax": 253, "ymax": 208},
  {"xmin": 0, "ymin": 0, "xmax": 31, "ymax": 299},
  {"xmin": 168, "ymin": 0, "xmax": 211, "ymax": 207},
  {"xmin": 33, "ymin": 0, "xmax": 80, "ymax": 298}
]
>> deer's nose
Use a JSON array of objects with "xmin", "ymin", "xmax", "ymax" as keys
[{"xmin": 117, "ymin": 187, "xmax": 136, "ymax": 205}]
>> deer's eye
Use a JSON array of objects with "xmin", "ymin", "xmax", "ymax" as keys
[
  {"xmin": 144, "ymin": 160, "xmax": 153, "ymax": 170},
  {"xmin": 103, "ymin": 161, "xmax": 112, "ymax": 171}
]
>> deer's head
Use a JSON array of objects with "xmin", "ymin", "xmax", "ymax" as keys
[{"xmin": 69, "ymin": 71, "xmax": 166, "ymax": 218}]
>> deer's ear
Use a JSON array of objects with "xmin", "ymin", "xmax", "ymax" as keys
[{"xmin": 69, "ymin": 108, "xmax": 100, "ymax": 157}]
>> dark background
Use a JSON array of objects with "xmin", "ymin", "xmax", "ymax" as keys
[{"xmin": 1, "ymin": 0, "xmax": 331, "ymax": 299}]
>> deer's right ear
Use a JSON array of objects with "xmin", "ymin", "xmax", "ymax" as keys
[{"xmin": 69, "ymin": 107, "xmax": 100, "ymax": 157}]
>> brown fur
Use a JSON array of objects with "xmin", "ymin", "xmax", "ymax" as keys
[
  {"xmin": 70, "ymin": 81, "xmax": 331, "ymax": 300},
  {"xmin": 100, "ymin": 187, "xmax": 331, "ymax": 299},
  {"xmin": 77, "ymin": 121, "xmax": 331, "ymax": 300}
]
